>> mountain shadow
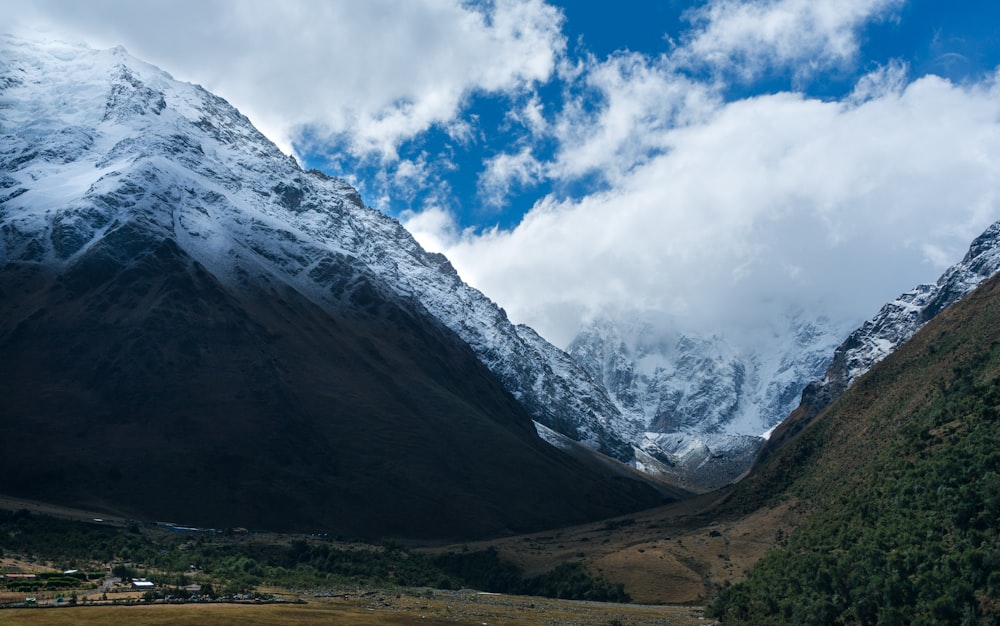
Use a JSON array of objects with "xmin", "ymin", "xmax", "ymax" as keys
[{"xmin": 0, "ymin": 228, "xmax": 666, "ymax": 541}]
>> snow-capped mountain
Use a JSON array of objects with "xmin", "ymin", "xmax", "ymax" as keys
[
  {"xmin": 568, "ymin": 312, "xmax": 842, "ymax": 491},
  {"xmin": 569, "ymin": 219, "xmax": 1000, "ymax": 492},
  {"xmin": 0, "ymin": 35, "xmax": 635, "ymax": 464},
  {"xmin": 0, "ymin": 36, "xmax": 674, "ymax": 535},
  {"xmin": 9, "ymin": 35, "xmax": 995, "ymax": 507},
  {"xmin": 798, "ymin": 219, "xmax": 1000, "ymax": 417}
]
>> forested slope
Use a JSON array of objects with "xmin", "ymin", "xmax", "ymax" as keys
[{"xmin": 711, "ymin": 273, "xmax": 1000, "ymax": 625}]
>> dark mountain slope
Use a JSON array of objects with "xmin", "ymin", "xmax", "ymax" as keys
[
  {"xmin": 0, "ymin": 36, "xmax": 677, "ymax": 535},
  {"xmin": 0, "ymin": 204, "xmax": 663, "ymax": 544},
  {"xmin": 0, "ymin": 36, "xmax": 673, "ymax": 540},
  {"xmin": 710, "ymin": 272, "xmax": 1000, "ymax": 624}
]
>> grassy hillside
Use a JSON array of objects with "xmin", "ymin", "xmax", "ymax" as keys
[{"xmin": 710, "ymin": 273, "xmax": 1000, "ymax": 624}]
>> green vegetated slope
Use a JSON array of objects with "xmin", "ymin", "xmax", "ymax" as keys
[
  {"xmin": 0, "ymin": 510, "xmax": 628, "ymax": 603},
  {"xmin": 711, "ymin": 273, "xmax": 1000, "ymax": 625}
]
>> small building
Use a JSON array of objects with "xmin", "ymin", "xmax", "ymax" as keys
[{"xmin": 131, "ymin": 578, "xmax": 155, "ymax": 589}]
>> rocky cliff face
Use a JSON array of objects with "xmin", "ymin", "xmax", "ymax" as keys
[
  {"xmin": 567, "ymin": 313, "xmax": 841, "ymax": 491},
  {"xmin": 569, "ymin": 317, "xmax": 838, "ymax": 434},
  {"xmin": 795, "ymin": 220, "xmax": 1000, "ymax": 422}
]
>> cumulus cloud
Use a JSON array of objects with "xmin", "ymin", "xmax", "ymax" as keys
[
  {"xmin": 1, "ymin": 0, "xmax": 566, "ymax": 158},
  {"xmin": 412, "ymin": 70, "xmax": 1000, "ymax": 347},
  {"xmin": 548, "ymin": 52, "xmax": 719, "ymax": 184},
  {"xmin": 478, "ymin": 147, "xmax": 545, "ymax": 207},
  {"xmin": 405, "ymin": 0, "xmax": 1000, "ymax": 348},
  {"xmin": 678, "ymin": 0, "xmax": 905, "ymax": 80}
]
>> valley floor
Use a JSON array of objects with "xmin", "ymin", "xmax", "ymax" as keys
[
  {"xmin": 0, "ymin": 590, "xmax": 707, "ymax": 625},
  {"xmin": 0, "ymin": 489, "xmax": 799, "ymax": 615},
  {"xmin": 427, "ymin": 491, "xmax": 806, "ymax": 605}
]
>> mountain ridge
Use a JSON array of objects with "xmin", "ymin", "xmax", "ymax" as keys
[
  {"xmin": 711, "ymin": 259, "xmax": 1000, "ymax": 625},
  {"xmin": 0, "ymin": 34, "xmax": 634, "ymax": 459},
  {"xmin": 763, "ymin": 217, "xmax": 1000, "ymax": 458},
  {"xmin": 0, "ymin": 35, "xmax": 667, "ymax": 539}
]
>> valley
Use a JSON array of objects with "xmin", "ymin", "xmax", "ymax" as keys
[
  {"xmin": 0, "ymin": 590, "xmax": 709, "ymax": 626},
  {"xmin": 0, "ymin": 499, "xmax": 720, "ymax": 624},
  {"xmin": 2, "ymin": 34, "xmax": 999, "ymax": 625},
  {"xmin": 0, "ymin": 466, "xmax": 803, "ymax": 619}
]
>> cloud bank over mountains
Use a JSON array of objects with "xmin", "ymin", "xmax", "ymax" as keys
[
  {"xmin": 5, "ymin": 0, "xmax": 1000, "ymax": 347},
  {"xmin": 418, "ymin": 67, "xmax": 1000, "ymax": 345},
  {"xmin": 3, "ymin": 0, "xmax": 565, "ymax": 158}
]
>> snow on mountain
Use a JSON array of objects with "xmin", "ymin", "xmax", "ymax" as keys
[
  {"xmin": 803, "ymin": 219, "xmax": 1000, "ymax": 413},
  {"xmin": 0, "ymin": 35, "xmax": 636, "ymax": 463},
  {"xmin": 568, "ymin": 218, "xmax": 1000, "ymax": 492},
  {"xmin": 567, "ymin": 312, "xmax": 842, "ymax": 491},
  {"xmin": 11, "ymin": 35, "xmax": 995, "ymax": 498}
]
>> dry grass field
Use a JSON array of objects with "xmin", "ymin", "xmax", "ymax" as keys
[
  {"xmin": 0, "ymin": 591, "xmax": 709, "ymax": 625},
  {"xmin": 427, "ymin": 492, "xmax": 807, "ymax": 605},
  {"xmin": 0, "ymin": 474, "xmax": 799, "ymax": 620}
]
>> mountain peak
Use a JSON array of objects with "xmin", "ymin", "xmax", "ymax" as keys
[
  {"xmin": 566, "ymin": 215, "xmax": 1000, "ymax": 492},
  {"xmin": 566, "ymin": 309, "xmax": 842, "ymax": 491},
  {"xmin": 0, "ymin": 36, "xmax": 667, "ymax": 538}
]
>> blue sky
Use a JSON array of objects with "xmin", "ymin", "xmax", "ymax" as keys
[
  {"xmin": 295, "ymin": 0, "xmax": 1000, "ymax": 233},
  {"xmin": 6, "ymin": 0, "xmax": 1000, "ymax": 347},
  {"xmin": 292, "ymin": 0, "xmax": 1000, "ymax": 225}
]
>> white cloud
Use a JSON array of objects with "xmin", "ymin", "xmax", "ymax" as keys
[
  {"xmin": 508, "ymin": 93, "xmax": 548, "ymax": 136},
  {"xmin": 359, "ymin": 151, "xmax": 458, "ymax": 216},
  {"xmin": 447, "ymin": 0, "xmax": 908, "ymax": 212},
  {"xmin": 1, "ymin": 0, "xmax": 566, "ymax": 159},
  {"xmin": 478, "ymin": 147, "xmax": 544, "ymax": 207},
  {"xmin": 849, "ymin": 59, "xmax": 909, "ymax": 103},
  {"xmin": 400, "ymin": 205, "xmax": 465, "ymax": 256},
  {"xmin": 548, "ymin": 52, "xmax": 719, "ymax": 184},
  {"xmin": 402, "ymin": 0, "xmax": 1000, "ymax": 348},
  {"xmin": 679, "ymin": 0, "xmax": 905, "ymax": 80},
  {"xmin": 412, "ymin": 70, "xmax": 1000, "ymax": 347},
  {"xmin": 10, "ymin": 0, "xmax": 1000, "ymax": 357}
]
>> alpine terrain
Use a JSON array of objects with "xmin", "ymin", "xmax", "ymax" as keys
[
  {"xmin": 567, "ymin": 218, "xmax": 1000, "ymax": 492},
  {"xmin": 568, "ymin": 312, "xmax": 841, "ymax": 491},
  {"xmin": 0, "ymin": 36, "xmax": 672, "ymax": 540},
  {"xmin": 709, "ymin": 253, "xmax": 1000, "ymax": 626}
]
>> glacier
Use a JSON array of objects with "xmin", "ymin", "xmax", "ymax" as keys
[{"xmin": 567, "ymin": 310, "xmax": 843, "ymax": 490}]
